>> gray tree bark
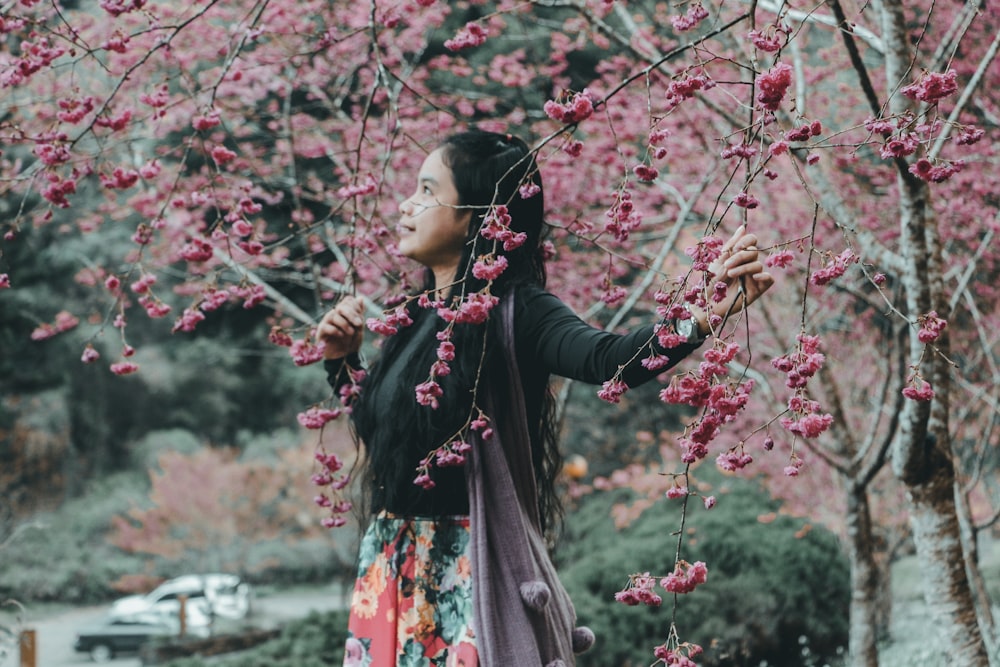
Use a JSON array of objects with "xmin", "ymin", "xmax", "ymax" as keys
[{"xmin": 878, "ymin": 0, "xmax": 991, "ymax": 662}]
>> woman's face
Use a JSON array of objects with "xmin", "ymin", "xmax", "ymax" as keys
[{"xmin": 396, "ymin": 148, "xmax": 472, "ymax": 276}]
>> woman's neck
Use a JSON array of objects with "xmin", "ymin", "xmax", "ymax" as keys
[{"xmin": 431, "ymin": 265, "xmax": 459, "ymax": 302}]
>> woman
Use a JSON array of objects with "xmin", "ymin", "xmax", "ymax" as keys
[{"xmin": 317, "ymin": 129, "xmax": 773, "ymax": 667}]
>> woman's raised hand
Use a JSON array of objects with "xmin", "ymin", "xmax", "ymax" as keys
[
  {"xmin": 317, "ymin": 296, "xmax": 366, "ymax": 360},
  {"xmin": 694, "ymin": 226, "xmax": 775, "ymax": 335}
]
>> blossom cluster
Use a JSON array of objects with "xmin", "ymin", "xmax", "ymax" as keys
[
  {"xmin": 413, "ymin": 413, "xmax": 491, "ymax": 490},
  {"xmin": 614, "ymin": 572, "xmax": 662, "ymax": 606},
  {"xmin": 773, "ymin": 335, "xmax": 834, "ymax": 448},
  {"xmin": 436, "ymin": 292, "xmax": 499, "ymax": 325},
  {"xmin": 771, "ymin": 333, "xmax": 824, "ymax": 390},
  {"xmin": 684, "ymin": 235, "xmax": 725, "ymax": 272},
  {"xmin": 784, "ymin": 120, "xmax": 823, "ymax": 143},
  {"xmin": 30, "ymin": 310, "xmax": 79, "ymax": 341},
  {"xmin": 472, "ymin": 253, "xmax": 508, "ymax": 281},
  {"xmin": 654, "ymin": 642, "xmax": 704, "ymax": 667},
  {"xmin": 662, "ymin": 560, "xmax": 709, "ymax": 594},
  {"xmin": 444, "ymin": 21, "xmax": 488, "ymax": 52},
  {"xmin": 909, "ymin": 158, "xmax": 965, "ymax": 183},
  {"xmin": 658, "ymin": 341, "xmax": 754, "ymax": 466},
  {"xmin": 748, "ymin": 23, "xmax": 789, "ymax": 52},
  {"xmin": 810, "ymin": 248, "xmax": 857, "ymax": 286},
  {"xmin": 1, "ymin": 35, "xmax": 66, "ymax": 88},
  {"xmin": 756, "ymin": 63, "xmax": 793, "ymax": 111},
  {"xmin": 311, "ymin": 449, "xmax": 352, "ymax": 529},
  {"xmin": 671, "ymin": 4, "xmax": 709, "ymax": 32},
  {"xmin": 604, "ymin": 188, "xmax": 642, "ymax": 241},
  {"xmin": 543, "ymin": 90, "xmax": 595, "ymax": 124},
  {"xmin": 479, "ymin": 205, "xmax": 527, "ymax": 251},
  {"xmin": 901, "ymin": 69, "xmax": 958, "ymax": 104},
  {"xmin": 99, "ymin": 0, "xmax": 146, "ymax": 17},
  {"xmin": 288, "ymin": 335, "xmax": 326, "ymax": 366},
  {"xmin": 665, "ymin": 73, "xmax": 714, "ymax": 110},
  {"xmin": 414, "ymin": 439, "xmax": 471, "ymax": 489},
  {"xmin": 917, "ymin": 311, "xmax": 947, "ymax": 343},
  {"xmin": 902, "ymin": 372, "xmax": 934, "ymax": 402},
  {"xmin": 366, "ymin": 305, "xmax": 413, "ymax": 336},
  {"xmin": 779, "ymin": 395, "xmax": 833, "ymax": 442},
  {"xmin": 414, "ymin": 329, "xmax": 457, "ymax": 410}
]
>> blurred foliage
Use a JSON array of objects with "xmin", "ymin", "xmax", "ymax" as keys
[
  {"xmin": 0, "ymin": 222, "xmax": 332, "ymax": 542},
  {"xmin": 0, "ymin": 472, "xmax": 148, "ymax": 604},
  {"xmin": 0, "ymin": 442, "xmax": 356, "ymax": 606},
  {"xmin": 158, "ymin": 609, "xmax": 350, "ymax": 667},
  {"xmin": 557, "ymin": 469, "xmax": 850, "ymax": 667}
]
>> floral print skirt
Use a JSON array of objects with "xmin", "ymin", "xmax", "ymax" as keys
[{"xmin": 343, "ymin": 512, "xmax": 478, "ymax": 667}]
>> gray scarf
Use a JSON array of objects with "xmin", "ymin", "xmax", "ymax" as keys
[{"xmin": 467, "ymin": 292, "xmax": 595, "ymax": 666}]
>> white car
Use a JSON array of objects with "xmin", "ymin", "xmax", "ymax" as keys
[{"xmin": 109, "ymin": 574, "xmax": 253, "ymax": 632}]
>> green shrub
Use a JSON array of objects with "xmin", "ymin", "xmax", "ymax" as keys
[
  {"xmin": 0, "ymin": 472, "xmax": 148, "ymax": 604},
  {"xmin": 160, "ymin": 610, "xmax": 350, "ymax": 667},
  {"xmin": 557, "ymin": 471, "xmax": 850, "ymax": 667}
]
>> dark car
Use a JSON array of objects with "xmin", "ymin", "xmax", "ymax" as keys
[{"xmin": 73, "ymin": 612, "xmax": 176, "ymax": 663}]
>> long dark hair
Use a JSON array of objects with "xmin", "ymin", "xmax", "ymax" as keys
[{"xmin": 351, "ymin": 128, "xmax": 563, "ymax": 532}]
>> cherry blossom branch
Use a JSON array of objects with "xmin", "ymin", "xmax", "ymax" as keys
[
  {"xmin": 750, "ymin": 0, "xmax": 885, "ymax": 52},
  {"xmin": 68, "ymin": 1, "xmax": 224, "ymax": 149},
  {"xmin": 926, "ymin": 0, "xmax": 981, "ymax": 73},
  {"xmin": 211, "ymin": 249, "xmax": 315, "ymax": 325},
  {"xmin": 928, "ymin": 29, "xmax": 1000, "ymax": 159},
  {"xmin": 947, "ymin": 227, "xmax": 995, "ymax": 316}
]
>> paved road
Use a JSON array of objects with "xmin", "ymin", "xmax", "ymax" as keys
[{"xmin": 5, "ymin": 584, "xmax": 348, "ymax": 667}]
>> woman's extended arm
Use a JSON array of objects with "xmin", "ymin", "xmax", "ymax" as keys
[{"xmin": 516, "ymin": 228, "xmax": 774, "ymax": 387}]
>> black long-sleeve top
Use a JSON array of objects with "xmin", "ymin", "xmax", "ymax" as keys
[{"xmin": 325, "ymin": 284, "xmax": 701, "ymax": 516}]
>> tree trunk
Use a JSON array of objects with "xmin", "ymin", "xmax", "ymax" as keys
[
  {"xmin": 906, "ymin": 455, "xmax": 989, "ymax": 665},
  {"xmin": 845, "ymin": 486, "xmax": 881, "ymax": 667},
  {"xmin": 957, "ymin": 486, "xmax": 998, "ymax": 663}
]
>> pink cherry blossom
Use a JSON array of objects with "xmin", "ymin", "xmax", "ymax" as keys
[
  {"xmin": 289, "ymin": 337, "xmax": 326, "ymax": 366},
  {"xmin": 444, "ymin": 22, "xmax": 488, "ymax": 52},
  {"xmin": 110, "ymin": 361, "xmax": 139, "ymax": 375},
  {"xmin": 415, "ymin": 380, "xmax": 443, "ymax": 408},
  {"xmin": 519, "ymin": 182, "xmax": 541, "ymax": 199},
  {"xmin": 902, "ymin": 375, "xmax": 935, "ymax": 401},
  {"xmin": 661, "ymin": 560, "xmax": 708, "ymax": 594},
  {"xmin": 633, "ymin": 164, "xmax": 659, "ymax": 182},
  {"xmin": 671, "ymin": 4, "xmax": 708, "ymax": 31},
  {"xmin": 297, "ymin": 406, "xmax": 342, "ymax": 429},
  {"xmin": 810, "ymin": 248, "xmax": 857, "ymax": 286},
  {"xmin": 748, "ymin": 26, "xmax": 787, "ymax": 53},
  {"xmin": 100, "ymin": 166, "xmax": 140, "ymax": 190},
  {"xmin": 472, "ymin": 254, "xmax": 509, "ymax": 281},
  {"xmin": 99, "ymin": 0, "xmax": 145, "ymax": 16},
  {"xmin": 765, "ymin": 249, "xmax": 795, "ymax": 268},
  {"xmin": 733, "ymin": 191, "xmax": 759, "ymax": 208},
  {"xmin": 94, "ymin": 109, "xmax": 132, "ymax": 132},
  {"xmin": 917, "ymin": 311, "xmax": 947, "ymax": 343},
  {"xmin": 172, "ymin": 307, "xmax": 206, "ymax": 333},
  {"xmin": 665, "ymin": 485, "xmax": 688, "ymax": 499},
  {"xmin": 901, "ymin": 69, "xmax": 958, "ymax": 104},
  {"xmin": 543, "ymin": 90, "xmax": 595, "ymax": 124},
  {"xmin": 756, "ymin": 62, "xmax": 793, "ymax": 111},
  {"xmin": 211, "ymin": 145, "xmax": 237, "ymax": 165},
  {"xmin": 597, "ymin": 379, "xmax": 628, "ymax": 404},
  {"xmin": 192, "ymin": 109, "xmax": 221, "ymax": 130}
]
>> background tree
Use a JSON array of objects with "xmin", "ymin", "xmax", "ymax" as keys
[{"xmin": 2, "ymin": 1, "xmax": 999, "ymax": 665}]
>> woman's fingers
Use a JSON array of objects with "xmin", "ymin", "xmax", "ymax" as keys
[{"xmin": 317, "ymin": 297, "xmax": 366, "ymax": 359}]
